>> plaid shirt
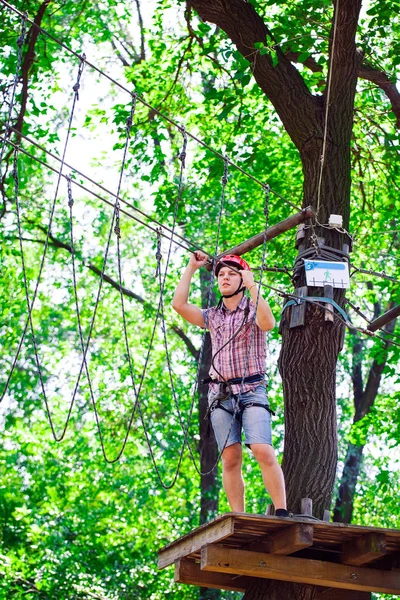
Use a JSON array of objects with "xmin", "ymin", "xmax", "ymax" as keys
[{"xmin": 203, "ymin": 296, "xmax": 267, "ymax": 395}]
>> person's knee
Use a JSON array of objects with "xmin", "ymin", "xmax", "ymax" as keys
[
  {"xmin": 222, "ymin": 444, "xmax": 242, "ymax": 471},
  {"xmin": 251, "ymin": 444, "xmax": 277, "ymax": 468}
]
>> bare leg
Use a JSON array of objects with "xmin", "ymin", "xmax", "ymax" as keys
[
  {"xmin": 251, "ymin": 443, "xmax": 286, "ymax": 510},
  {"xmin": 221, "ymin": 443, "xmax": 244, "ymax": 512}
]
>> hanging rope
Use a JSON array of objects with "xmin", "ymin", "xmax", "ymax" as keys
[
  {"xmin": 1, "ymin": 55, "xmax": 86, "ymax": 405},
  {"xmin": 316, "ymin": 0, "xmax": 340, "ymax": 216},
  {"xmin": 163, "ymin": 153, "xmax": 233, "ymax": 477}
]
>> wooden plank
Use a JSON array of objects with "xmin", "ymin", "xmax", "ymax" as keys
[
  {"xmin": 341, "ymin": 533, "xmax": 387, "ymax": 566},
  {"xmin": 158, "ymin": 517, "xmax": 235, "ymax": 569},
  {"xmin": 367, "ymin": 303, "xmax": 400, "ymax": 332},
  {"xmin": 248, "ymin": 524, "xmax": 314, "ymax": 555},
  {"xmin": 289, "ymin": 286, "xmax": 308, "ymax": 328},
  {"xmin": 158, "ymin": 512, "xmax": 400, "ymax": 572},
  {"xmin": 268, "ymin": 524, "xmax": 314, "ymax": 555},
  {"xmin": 174, "ymin": 559, "xmax": 249, "ymax": 592},
  {"xmin": 323, "ymin": 284, "xmax": 334, "ymax": 323},
  {"xmin": 296, "ymin": 223, "xmax": 306, "ymax": 249},
  {"xmin": 205, "ymin": 207, "xmax": 315, "ymax": 270},
  {"xmin": 200, "ymin": 545, "xmax": 400, "ymax": 594}
]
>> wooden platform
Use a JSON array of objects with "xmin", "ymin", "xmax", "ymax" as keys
[{"xmin": 158, "ymin": 513, "xmax": 400, "ymax": 595}]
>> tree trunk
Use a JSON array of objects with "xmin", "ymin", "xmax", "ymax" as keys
[
  {"xmin": 199, "ymin": 271, "xmax": 220, "ymax": 600},
  {"xmin": 279, "ymin": 302, "xmax": 342, "ymax": 517},
  {"xmin": 189, "ymin": 0, "xmax": 363, "ymax": 596},
  {"xmin": 198, "ymin": 331, "xmax": 219, "ymax": 525},
  {"xmin": 244, "ymin": 580, "xmax": 317, "ymax": 600}
]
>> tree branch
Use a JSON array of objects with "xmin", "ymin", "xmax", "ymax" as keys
[
  {"xmin": 284, "ymin": 51, "xmax": 323, "ymax": 74},
  {"xmin": 355, "ymin": 302, "xmax": 396, "ymax": 420},
  {"xmin": 1, "ymin": 1, "xmax": 52, "ymax": 219},
  {"xmin": 87, "ymin": 262, "xmax": 151, "ymax": 307},
  {"xmin": 111, "ymin": 38, "xmax": 130, "ymax": 67},
  {"xmin": 15, "ymin": 0, "xmax": 52, "ymax": 138},
  {"xmin": 11, "ymin": 229, "xmax": 200, "ymax": 360},
  {"xmin": 359, "ymin": 60, "xmax": 400, "ymax": 127},
  {"xmin": 134, "ymin": 0, "xmax": 146, "ymax": 62},
  {"xmin": 188, "ymin": 0, "xmax": 318, "ymax": 149},
  {"xmin": 171, "ymin": 324, "xmax": 199, "ymax": 360},
  {"xmin": 284, "ymin": 46, "xmax": 400, "ymax": 128},
  {"xmin": 324, "ymin": 0, "xmax": 363, "ymax": 141}
]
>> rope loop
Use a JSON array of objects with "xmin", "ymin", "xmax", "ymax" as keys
[
  {"xmin": 155, "ymin": 227, "xmax": 162, "ymax": 277},
  {"xmin": 178, "ymin": 126, "xmax": 188, "ymax": 167},
  {"xmin": 72, "ymin": 55, "xmax": 86, "ymax": 100},
  {"xmin": 114, "ymin": 214, "xmax": 121, "ymax": 238},
  {"xmin": 16, "ymin": 13, "xmax": 27, "ymax": 48},
  {"xmin": 66, "ymin": 174, "xmax": 74, "ymax": 207},
  {"xmin": 264, "ymin": 184, "xmax": 270, "ymax": 219},
  {"xmin": 221, "ymin": 155, "xmax": 229, "ymax": 187},
  {"xmin": 11, "ymin": 155, "xmax": 18, "ymax": 181},
  {"xmin": 114, "ymin": 200, "xmax": 121, "ymax": 238}
]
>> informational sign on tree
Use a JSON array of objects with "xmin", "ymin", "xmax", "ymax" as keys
[{"xmin": 304, "ymin": 260, "xmax": 350, "ymax": 289}]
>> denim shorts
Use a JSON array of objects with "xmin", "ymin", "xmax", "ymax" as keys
[{"xmin": 208, "ymin": 384, "xmax": 272, "ymax": 451}]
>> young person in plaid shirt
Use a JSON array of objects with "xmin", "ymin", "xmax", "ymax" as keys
[{"xmin": 173, "ymin": 251, "xmax": 288, "ymax": 516}]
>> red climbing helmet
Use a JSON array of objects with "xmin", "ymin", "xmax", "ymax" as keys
[{"xmin": 215, "ymin": 254, "xmax": 250, "ymax": 276}]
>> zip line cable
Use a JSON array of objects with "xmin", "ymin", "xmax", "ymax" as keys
[
  {"xmin": 5, "ymin": 127, "xmax": 400, "ymax": 293},
  {"xmin": 0, "ymin": 123, "xmax": 210, "ymax": 258},
  {"xmin": 1, "ymin": 134, "xmax": 198, "ymax": 256},
  {"xmin": 0, "ymin": 0, "xmax": 302, "ymax": 212}
]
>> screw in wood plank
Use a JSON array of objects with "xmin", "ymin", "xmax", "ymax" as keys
[
  {"xmin": 259, "ymin": 561, "xmax": 266, "ymax": 567},
  {"xmin": 350, "ymin": 573, "xmax": 358, "ymax": 580}
]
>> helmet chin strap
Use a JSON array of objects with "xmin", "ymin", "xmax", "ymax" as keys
[{"xmin": 217, "ymin": 278, "xmax": 245, "ymax": 308}]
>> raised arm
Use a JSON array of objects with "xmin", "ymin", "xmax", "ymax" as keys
[
  {"xmin": 172, "ymin": 252, "xmax": 209, "ymax": 328},
  {"xmin": 241, "ymin": 270, "xmax": 275, "ymax": 331}
]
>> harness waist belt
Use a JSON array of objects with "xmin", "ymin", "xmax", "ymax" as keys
[{"xmin": 202, "ymin": 373, "xmax": 264, "ymax": 385}]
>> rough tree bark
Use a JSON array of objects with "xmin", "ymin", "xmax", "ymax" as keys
[
  {"xmin": 189, "ymin": 0, "xmax": 363, "ymax": 598},
  {"xmin": 198, "ymin": 270, "xmax": 220, "ymax": 600}
]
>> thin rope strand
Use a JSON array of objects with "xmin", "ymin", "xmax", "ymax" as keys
[
  {"xmin": 1, "ymin": 56, "xmax": 86, "ymax": 404},
  {"xmin": 316, "ymin": 0, "xmax": 340, "ymax": 215}
]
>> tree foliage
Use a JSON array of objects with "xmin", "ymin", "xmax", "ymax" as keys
[{"xmin": 0, "ymin": 0, "xmax": 399, "ymax": 598}]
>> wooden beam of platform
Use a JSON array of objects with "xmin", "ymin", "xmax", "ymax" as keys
[
  {"xmin": 174, "ymin": 559, "xmax": 249, "ymax": 592},
  {"xmin": 158, "ymin": 517, "xmax": 235, "ymax": 569},
  {"xmin": 205, "ymin": 206, "xmax": 315, "ymax": 270},
  {"xmin": 200, "ymin": 545, "xmax": 400, "ymax": 595},
  {"xmin": 315, "ymin": 589, "xmax": 371, "ymax": 600},
  {"xmin": 341, "ymin": 533, "xmax": 387, "ymax": 566},
  {"xmin": 247, "ymin": 523, "xmax": 314, "ymax": 555}
]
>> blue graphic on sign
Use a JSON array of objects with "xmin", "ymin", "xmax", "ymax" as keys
[{"xmin": 304, "ymin": 260, "xmax": 346, "ymax": 271}]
